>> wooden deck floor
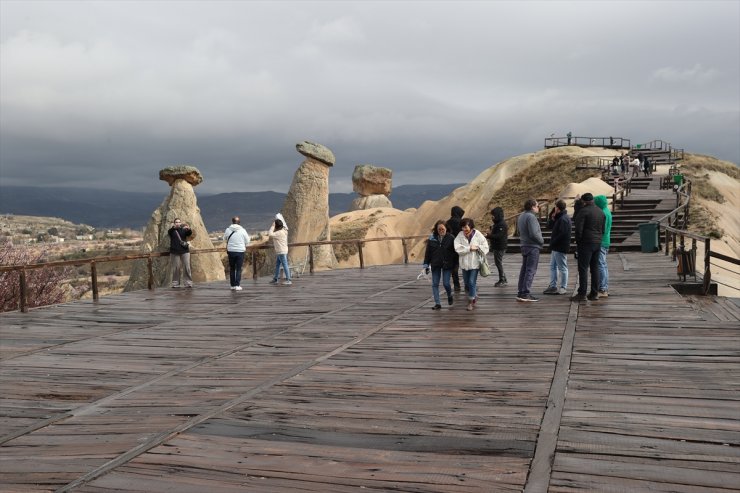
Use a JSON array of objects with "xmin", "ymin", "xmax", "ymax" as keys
[{"xmin": 1, "ymin": 252, "xmax": 739, "ymax": 492}]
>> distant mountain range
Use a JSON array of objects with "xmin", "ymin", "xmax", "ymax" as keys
[{"xmin": 0, "ymin": 184, "xmax": 463, "ymax": 232}]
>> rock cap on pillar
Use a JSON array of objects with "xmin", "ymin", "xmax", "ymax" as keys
[
  {"xmin": 159, "ymin": 165, "xmax": 203, "ymax": 186},
  {"xmin": 296, "ymin": 141, "xmax": 335, "ymax": 167}
]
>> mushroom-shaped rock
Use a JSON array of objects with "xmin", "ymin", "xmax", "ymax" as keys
[
  {"xmin": 159, "ymin": 165, "xmax": 203, "ymax": 186},
  {"xmin": 296, "ymin": 141, "xmax": 335, "ymax": 167},
  {"xmin": 350, "ymin": 194, "xmax": 393, "ymax": 211},
  {"xmin": 352, "ymin": 165, "xmax": 392, "ymax": 196}
]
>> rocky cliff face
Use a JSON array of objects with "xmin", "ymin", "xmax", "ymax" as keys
[{"xmin": 124, "ymin": 166, "xmax": 224, "ymax": 291}]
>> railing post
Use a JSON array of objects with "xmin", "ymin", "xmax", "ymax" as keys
[
  {"xmin": 665, "ymin": 230, "xmax": 670, "ymax": 255},
  {"xmin": 703, "ymin": 238, "xmax": 711, "ymax": 295},
  {"xmin": 91, "ymin": 261, "xmax": 99, "ymax": 301},
  {"xmin": 401, "ymin": 238, "xmax": 409, "ymax": 264},
  {"xmin": 252, "ymin": 251, "xmax": 258, "ymax": 280},
  {"xmin": 611, "ymin": 192, "xmax": 616, "ymax": 213},
  {"xmin": 19, "ymin": 268, "xmax": 28, "ymax": 313},
  {"xmin": 357, "ymin": 242, "xmax": 364, "ymax": 269},
  {"xmin": 308, "ymin": 245, "xmax": 314, "ymax": 274},
  {"xmin": 147, "ymin": 256, "xmax": 155, "ymax": 289}
]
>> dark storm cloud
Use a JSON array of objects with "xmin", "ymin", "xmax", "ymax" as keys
[{"xmin": 1, "ymin": 1, "xmax": 738, "ymax": 194}]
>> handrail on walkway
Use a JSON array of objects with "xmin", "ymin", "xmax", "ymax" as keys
[
  {"xmin": 544, "ymin": 136, "xmax": 630, "ymax": 149},
  {"xmin": 650, "ymin": 179, "xmax": 738, "ymax": 294},
  {"xmin": 0, "ymin": 235, "xmax": 428, "ymax": 313}
]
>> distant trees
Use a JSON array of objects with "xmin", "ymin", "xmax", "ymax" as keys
[{"xmin": 0, "ymin": 241, "xmax": 71, "ymax": 312}]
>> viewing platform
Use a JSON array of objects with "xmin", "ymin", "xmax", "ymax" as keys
[{"xmin": 2, "ymin": 249, "xmax": 739, "ymax": 491}]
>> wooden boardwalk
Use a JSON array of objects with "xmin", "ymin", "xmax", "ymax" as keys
[{"xmin": 1, "ymin": 252, "xmax": 739, "ymax": 492}]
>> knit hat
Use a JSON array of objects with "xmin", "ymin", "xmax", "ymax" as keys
[{"xmin": 581, "ymin": 192, "xmax": 594, "ymax": 202}]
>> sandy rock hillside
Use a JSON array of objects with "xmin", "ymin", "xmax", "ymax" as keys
[{"xmin": 330, "ymin": 146, "xmax": 616, "ymax": 268}]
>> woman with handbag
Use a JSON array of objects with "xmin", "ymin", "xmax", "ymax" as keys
[
  {"xmin": 423, "ymin": 220, "xmax": 457, "ymax": 310},
  {"xmin": 454, "ymin": 218, "xmax": 489, "ymax": 311},
  {"xmin": 168, "ymin": 218, "xmax": 193, "ymax": 288}
]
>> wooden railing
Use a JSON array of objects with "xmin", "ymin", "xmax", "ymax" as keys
[
  {"xmin": 0, "ymin": 235, "xmax": 428, "ymax": 313},
  {"xmin": 653, "ymin": 179, "xmax": 739, "ymax": 294}
]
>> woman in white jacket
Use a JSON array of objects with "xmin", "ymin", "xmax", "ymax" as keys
[
  {"xmin": 454, "ymin": 217, "xmax": 489, "ymax": 311},
  {"xmin": 268, "ymin": 219, "xmax": 291, "ymax": 285}
]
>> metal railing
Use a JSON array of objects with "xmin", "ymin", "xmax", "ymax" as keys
[
  {"xmin": 0, "ymin": 235, "xmax": 428, "ymax": 313},
  {"xmin": 545, "ymin": 136, "xmax": 630, "ymax": 149}
]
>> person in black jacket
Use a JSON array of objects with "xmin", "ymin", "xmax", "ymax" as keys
[
  {"xmin": 543, "ymin": 200, "xmax": 571, "ymax": 295},
  {"xmin": 446, "ymin": 205, "xmax": 465, "ymax": 292},
  {"xmin": 487, "ymin": 207, "xmax": 508, "ymax": 287},
  {"xmin": 423, "ymin": 220, "xmax": 457, "ymax": 310},
  {"xmin": 168, "ymin": 218, "xmax": 193, "ymax": 288},
  {"xmin": 571, "ymin": 193, "xmax": 605, "ymax": 301}
]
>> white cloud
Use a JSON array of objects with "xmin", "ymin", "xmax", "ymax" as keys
[{"xmin": 651, "ymin": 64, "xmax": 721, "ymax": 84}]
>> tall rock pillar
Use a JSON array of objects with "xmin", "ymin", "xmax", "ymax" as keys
[
  {"xmin": 280, "ymin": 141, "xmax": 337, "ymax": 271},
  {"xmin": 124, "ymin": 165, "xmax": 224, "ymax": 291}
]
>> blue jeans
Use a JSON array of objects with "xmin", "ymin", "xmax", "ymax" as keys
[
  {"xmin": 598, "ymin": 247, "xmax": 609, "ymax": 292},
  {"xmin": 227, "ymin": 251, "xmax": 245, "ymax": 287},
  {"xmin": 517, "ymin": 246, "xmax": 540, "ymax": 297},
  {"xmin": 462, "ymin": 269, "xmax": 479, "ymax": 302},
  {"xmin": 431, "ymin": 267, "xmax": 452, "ymax": 305},
  {"xmin": 549, "ymin": 251, "xmax": 568, "ymax": 289},
  {"xmin": 273, "ymin": 253, "xmax": 291, "ymax": 281}
]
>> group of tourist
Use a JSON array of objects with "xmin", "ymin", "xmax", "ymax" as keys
[
  {"xmin": 169, "ymin": 192, "xmax": 612, "ymax": 307},
  {"xmin": 168, "ymin": 214, "xmax": 292, "ymax": 291},
  {"xmin": 422, "ymin": 193, "xmax": 612, "ymax": 310}
]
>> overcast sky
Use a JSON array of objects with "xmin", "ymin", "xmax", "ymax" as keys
[{"xmin": 1, "ymin": 0, "xmax": 738, "ymax": 195}]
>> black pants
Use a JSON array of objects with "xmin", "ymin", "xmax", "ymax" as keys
[
  {"xmin": 227, "ymin": 251, "xmax": 245, "ymax": 287},
  {"xmin": 493, "ymin": 249, "xmax": 506, "ymax": 281},
  {"xmin": 452, "ymin": 266, "xmax": 461, "ymax": 290},
  {"xmin": 576, "ymin": 243, "xmax": 601, "ymax": 295}
]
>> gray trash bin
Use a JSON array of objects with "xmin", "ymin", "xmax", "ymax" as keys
[{"xmin": 638, "ymin": 222, "xmax": 659, "ymax": 253}]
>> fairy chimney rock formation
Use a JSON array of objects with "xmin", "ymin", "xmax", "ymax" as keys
[
  {"xmin": 279, "ymin": 141, "xmax": 337, "ymax": 271},
  {"xmin": 124, "ymin": 165, "xmax": 224, "ymax": 291},
  {"xmin": 349, "ymin": 165, "xmax": 393, "ymax": 211}
]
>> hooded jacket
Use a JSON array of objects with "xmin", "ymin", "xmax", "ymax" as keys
[
  {"xmin": 224, "ymin": 224, "xmax": 251, "ymax": 253},
  {"xmin": 454, "ymin": 229, "xmax": 490, "ymax": 271},
  {"xmin": 446, "ymin": 206, "xmax": 465, "ymax": 237},
  {"xmin": 488, "ymin": 207, "xmax": 508, "ymax": 251},
  {"xmin": 548, "ymin": 209, "xmax": 571, "ymax": 253},
  {"xmin": 594, "ymin": 195, "xmax": 612, "ymax": 249}
]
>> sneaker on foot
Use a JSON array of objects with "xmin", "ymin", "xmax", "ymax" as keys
[
  {"xmin": 234, "ymin": 286, "xmax": 243, "ymax": 291},
  {"xmin": 557, "ymin": 287, "xmax": 568, "ymax": 295},
  {"xmin": 283, "ymin": 280, "xmax": 292, "ymax": 285},
  {"xmin": 466, "ymin": 303, "xmax": 474, "ymax": 311},
  {"xmin": 543, "ymin": 286, "xmax": 558, "ymax": 295},
  {"xmin": 230, "ymin": 286, "xmax": 236, "ymax": 290},
  {"xmin": 494, "ymin": 280, "xmax": 508, "ymax": 287},
  {"xmin": 570, "ymin": 293, "xmax": 587, "ymax": 302},
  {"xmin": 447, "ymin": 295, "xmax": 454, "ymax": 306},
  {"xmin": 171, "ymin": 284, "xmax": 180, "ymax": 289},
  {"xmin": 269, "ymin": 279, "xmax": 278, "ymax": 284},
  {"xmin": 598, "ymin": 290, "xmax": 608, "ymax": 298},
  {"xmin": 432, "ymin": 304, "xmax": 442, "ymax": 310},
  {"xmin": 520, "ymin": 295, "xmax": 539, "ymax": 302},
  {"xmin": 587, "ymin": 292, "xmax": 600, "ymax": 301}
]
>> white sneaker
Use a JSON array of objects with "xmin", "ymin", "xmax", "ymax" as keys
[
  {"xmin": 234, "ymin": 286, "xmax": 243, "ymax": 291},
  {"xmin": 230, "ymin": 286, "xmax": 236, "ymax": 290},
  {"xmin": 283, "ymin": 281, "xmax": 292, "ymax": 285},
  {"xmin": 557, "ymin": 287, "xmax": 568, "ymax": 295}
]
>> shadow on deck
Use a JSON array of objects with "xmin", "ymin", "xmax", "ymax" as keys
[{"xmin": 1, "ymin": 252, "xmax": 739, "ymax": 492}]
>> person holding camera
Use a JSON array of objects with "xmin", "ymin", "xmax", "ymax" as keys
[{"xmin": 168, "ymin": 218, "xmax": 193, "ymax": 288}]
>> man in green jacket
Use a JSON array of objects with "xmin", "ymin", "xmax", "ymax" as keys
[{"xmin": 594, "ymin": 195, "xmax": 612, "ymax": 297}]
